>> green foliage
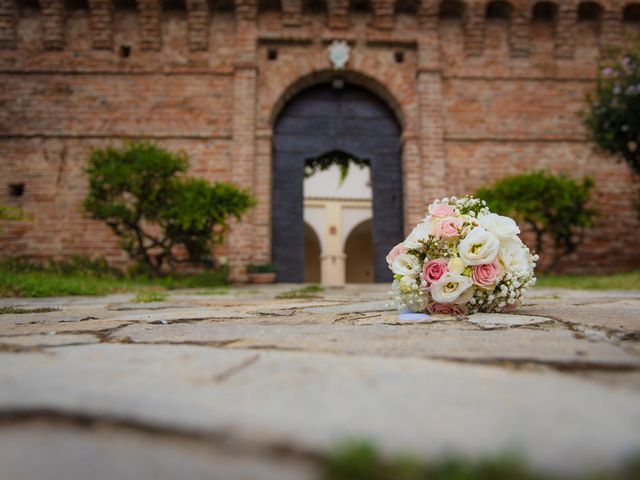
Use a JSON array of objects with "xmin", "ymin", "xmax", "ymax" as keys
[
  {"xmin": 83, "ymin": 142, "xmax": 255, "ymax": 275},
  {"xmin": 134, "ymin": 291, "xmax": 168, "ymax": 303},
  {"xmin": 583, "ymin": 45, "xmax": 640, "ymax": 176},
  {"xmin": 475, "ymin": 171, "xmax": 596, "ymax": 270},
  {"xmin": 323, "ymin": 443, "xmax": 640, "ymax": 480},
  {"xmin": 247, "ymin": 263, "xmax": 276, "ymax": 273},
  {"xmin": 0, "ymin": 255, "xmax": 122, "ymax": 277},
  {"xmin": 305, "ymin": 150, "xmax": 370, "ymax": 184},
  {"xmin": 275, "ymin": 284, "xmax": 324, "ymax": 299},
  {"xmin": 0, "ymin": 256, "xmax": 228, "ymax": 298},
  {"xmin": 536, "ymin": 270, "xmax": 640, "ymax": 290},
  {"xmin": 0, "ymin": 205, "xmax": 26, "ymax": 221},
  {"xmin": 324, "ymin": 443, "xmax": 541, "ymax": 480}
]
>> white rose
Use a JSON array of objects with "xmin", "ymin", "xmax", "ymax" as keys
[
  {"xmin": 458, "ymin": 227, "xmax": 500, "ymax": 265},
  {"xmin": 391, "ymin": 253, "xmax": 422, "ymax": 278},
  {"xmin": 403, "ymin": 219, "xmax": 431, "ymax": 250},
  {"xmin": 430, "ymin": 272, "xmax": 474, "ymax": 304},
  {"xmin": 477, "ymin": 213, "xmax": 520, "ymax": 240},
  {"xmin": 499, "ymin": 238, "xmax": 530, "ymax": 276}
]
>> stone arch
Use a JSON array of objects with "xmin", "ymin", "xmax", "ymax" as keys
[
  {"xmin": 344, "ymin": 219, "xmax": 374, "ymax": 283},
  {"xmin": 304, "ymin": 221, "xmax": 322, "ymax": 283},
  {"xmin": 272, "ymin": 81, "xmax": 403, "ymax": 283},
  {"xmin": 269, "ymin": 69, "xmax": 406, "ymax": 132}
]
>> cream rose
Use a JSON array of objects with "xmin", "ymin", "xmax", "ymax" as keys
[
  {"xmin": 499, "ymin": 237, "xmax": 530, "ymax": 276},
  {"xmin": 477, "ymin": 213, "xmax": 520, "ymax": 241},
  {"xmin": 391, "ymin": 253, "xmax": 422, "ymax": 278},
  {"xmin": 447, "ymin": 257, "xmax": 465, "ymax": 274},
  {"xmin": 458, "ymin": 227, "xmax": 500, "ymax": 265},
  {"xmin": 430, "ymin": 272, "xmax": 474, "ymax": 304}
]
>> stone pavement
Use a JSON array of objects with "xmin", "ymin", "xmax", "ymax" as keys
[{"xmin": 0, "ymin": 284, "xmax": 639, "ymax": 480}]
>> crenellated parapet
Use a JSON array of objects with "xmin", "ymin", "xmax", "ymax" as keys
[{"xmin": 1, "ymin": 0, "xmax": 639, "ymax": 57}]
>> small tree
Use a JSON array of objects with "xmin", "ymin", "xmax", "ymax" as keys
[
  {"xmin": 583, "ymin": 45, "xmax": 640, "ymax": 176},
  {"xmin": 83, "ymin": 142, "xmax": 255, "ymax": 275},
  {"xmin": 475, "ymin": 171, "xmax": 596, "ymax": 270}
]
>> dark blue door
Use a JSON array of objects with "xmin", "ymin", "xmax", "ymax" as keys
[{"xmin": 272, "ymin": 83, "xmax": 403, "ymax": 282}]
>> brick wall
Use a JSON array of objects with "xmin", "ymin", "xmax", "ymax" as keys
[{"xmin": 1, "ymin": 0, "xmax": 640, "ymax": 275}]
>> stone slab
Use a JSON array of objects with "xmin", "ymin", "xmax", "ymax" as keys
[
  {"xmin": 110, "ymin": 320, "xmax": 640, "ymax": 367},
  {"xmin": 0, "ymin": 333, "xmax": 99, "ymax": 347},
  {"xmin": 1, "ymin": 344, "xmax": 639, "ymax": 474},
  {"xmin": 0, "ymin": 421, "xmax": 315, "ymax": 480}
]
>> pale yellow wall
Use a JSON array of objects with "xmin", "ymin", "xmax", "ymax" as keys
[{"xmin": 303, "ymin": 199, "xmax": 372, "ymax": 285}]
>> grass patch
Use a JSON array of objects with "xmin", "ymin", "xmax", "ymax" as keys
[
  {"xmin": 536, "ymin": 270, "xmax": 640, "ymax": 290},
  {"xmin": 276, "ymin": 284, "xmax": 324, "ymax": 299},
  {"xmin": 0, "ymin": 306, "xmax": 61, "ymax": 314},
  {"xmin": 0, "ymin": 257, "xmax": 228, "ymax": 298},
  {"xmin": 193, "ymin": 287, "xmax": 231, "ymax": 296},
  {"xmin": 324, "ymin": 442, "xmax": 640, "ymax": 480},
  {"xmin": 134, "ymin": 291, "xmax": 168, "ymax": 303}
]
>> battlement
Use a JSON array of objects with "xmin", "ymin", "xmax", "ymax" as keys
[{"xmin": 0, "ymin": 0, "xmax": 639, "ymax": 59}]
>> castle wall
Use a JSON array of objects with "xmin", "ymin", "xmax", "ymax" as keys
[{"xmin": 1, "ymin": 0, "xmax": 639, "ymax": 275}]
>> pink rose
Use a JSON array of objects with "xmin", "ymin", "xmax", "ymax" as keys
[
  {"xmin": 471, "ymin": 260, "xmax": 504, "ymax": 288},
  {"xmin": 422, "ymin": 258, "xmax": 448, "ymax": 286},
  {"xmin": 429, "ymin": 203, "xmax": 455, "ymax": 217},
  {"xmin": 427, "ymin": 302, "xmax": 467, "ymax": 315},
  {"xmin": 435, "ymin": 216, "xmax": 464, "ymax": 239},
  {"xmin": 501, "ymin": 302, "xmax": 517, "ymax": 313},
  {"xmin": 386, "ymin": 243, "xmax": 407, "ymax": 267}
]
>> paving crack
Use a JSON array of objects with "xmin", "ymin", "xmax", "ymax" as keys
[
  {"xmin": 212, "ymin": 353, "xmax": 260, "ymax": 383},
  {"xmin": 431, "ymin": 355, "xmax": 640, "ymax": 373},
  {"xmin": 0, "ymin": 408, "xmax": 324, "ymax": 466}
]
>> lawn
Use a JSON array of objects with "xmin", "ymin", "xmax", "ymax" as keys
[
  {"xmin": 324, "ymin": 442, "xmax": 640, "ymax": 480},
  {"xmin": 0, "ymin": 257, "xmax": 228, "ymax": 298},
  {"xmin": 2, "ymin": 256, "xmax": 639, "ymax": 298},
  {"xmin": 536, "ymin": 270, "xmax": 640, "ymax": 290}
]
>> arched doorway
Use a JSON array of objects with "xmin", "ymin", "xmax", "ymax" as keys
[
  {"xmin": 345, "ymin": 219, "xmax": 374, "ymax": 283},
  {"xmin": 272, "ymin": 82, "xmax": 403, "ymax": 283},
  {"xmin": 304, "ymin": 222, "xmax": 321, "ymax": 283}
]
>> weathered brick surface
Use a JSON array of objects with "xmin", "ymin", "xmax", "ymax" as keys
[
  {"xmin": 1, "ymin": 0, "xmax": 640, "ymax": 275},
  {"xmin": 0, "ymin": 0, "xmax": 16, "ymax": 49},
  {"xmin": 88, "ymin": 0, "xmax": 113, "ymax": 49}
]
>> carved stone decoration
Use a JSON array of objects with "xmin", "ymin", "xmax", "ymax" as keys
[{"xmin": 328, "ymin": 40, "xmax": 350, "ymax": 70}]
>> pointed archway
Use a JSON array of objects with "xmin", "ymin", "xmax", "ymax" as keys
[{"xmin": 272, "ymin": 82, "xmax": 403, "ymax": 283}]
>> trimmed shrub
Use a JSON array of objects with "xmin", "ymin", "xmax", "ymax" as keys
[
  {"xmin": 83, "ymin": 142, "xmax": 255, "ymax": 275},
  {"xmin": 475, "ymin": 171, "xmax": 596, "ymax": 270}
]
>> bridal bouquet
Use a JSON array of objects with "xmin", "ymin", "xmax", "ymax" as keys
[{"xmin": 388, "ymin": 196, "xmax": 537, "ymax": 315}]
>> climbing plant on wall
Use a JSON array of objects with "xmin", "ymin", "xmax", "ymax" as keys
[{"xmin": 304, "ymin": 150, "xmax": 370, "ymax": 184}]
